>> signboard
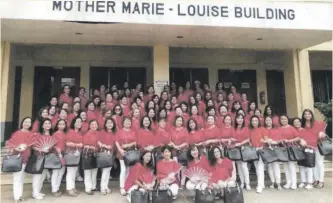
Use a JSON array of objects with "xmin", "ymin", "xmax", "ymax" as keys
[
  {"xmin": 154, "ymin": 80, "xmax": 168, "ymax": 95},
  {"xmin": 241, "ymin": 82, "xmax": 250, "ymax": 89},
  {"xmin": 0, "ymin": 0, "xmax": 332, "ymax": 30}
]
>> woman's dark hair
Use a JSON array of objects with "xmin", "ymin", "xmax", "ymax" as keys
[
  {"xmin": 264, "ymin": 116, "xmax": 275, "ymax": 128},
  {"xmin": 37, "ymin": 107, "xmax": 49, "ymax": 122},
  {"xmin": 101, "ymin": 108, "xmax": 112, "ymax": 117},
  {"xmin": 79, "ymin": 87, "xmax": 86, "ymax": 92},
  {"xmin": 152, "ymin": 94, "xmax": 159, "ymax": 102},
  {"xmin": 301, "ymin": 109, "xmax": 315, "ymax": 128},
  {"xmin": 206, "ymin": 115, "xmax": 216, "ymax": 122},
  {"xmin": 140, "ymin": 116, "xmax": 152, "ymax": 130},
  {"xmin": 120, "ymin": 95, "xmax": 128, "ymax": 101},
  {"xmin": 189, "ymin": 105, "xmax": 199, "ymax": 116},
  {"xmin": 223, "ymin": 114, "xmax": 233, "ymax": 125},
  {"xmin": 145, "ymin": 100, "xmax": 156, "ymax": 113},
  {"xmin": 231, "ymin": 101, "xmax": 241, "ymax": 113},
  {"xmin": 78, "ymin": 110, "xmax": 86, "ymax": 120},
  {"xmin": 134, "ymin": 95, "xmax": 143, "ymax": 103},
  {"xmin": 173, "ymin": 115, "xmax": 184, "ymax": 127},
  {"xmin": 104, "ymin": 117, "xmax": 117, "ymax": 133},
  {"xmin": 279, "ymin": 114, "xmax": 290, "ymax": 126},
  {"xmin": 112, "ymin": 105, "xmax": 123, "ymax": 116},
  {"xmin": 180, "ymin": 102, "xmax": 188, "ymax": 113},
  {"xmin": 163, "ymin": 100, "xmax": 172, "ymax": 110},
  {"xmin": 85, "ymin": 100, "xmax": 96, "ymax": 110},
  {"xmin": 157, "ymin": 108, "xmax": 168, "ymax": 120},
  {"xmin": 88, "ymin": 119, "xmax": 99, "ymax": 131},
  {"xmin": 263, "ymin": 105, "xmax": 275, "ymax": 117},
  {"xmin": 147, "ymin": 108, "xmax": 156, "ymax": 122},
  {"xmin": 121, "ymin": 116, "xmax": 132, "ymax": 127},
  {"xmin": 49, "ymin": 96, "xmax": 58, "ymax": 106},
  {"xmin": 194, "ymin": 92, "xmax": 203, "ymax": 102},
  {"xmin": 58, "ymin": 108, "xmax": 69, "ymax": 116},
  {"xmin": 247, "ymin": 101, "xmax": 257, "ymax": 113},
  {"xmin": 72, "ymin": 102, "xmax": 81, "ymax": 112},
  {"xmin": 62, "ymin": 84, "xmax": 70, "ymax": 93},
  {"xmin": 70, "ymin": 117, "xmax": 82, "ymax": 131},
  {"xmin": 235, "ymin": 109, "xmax": 246, "ymax": 117},
  {"xmin": 208, "ymin": 146, "xmax": 223, "ymax": 166},
  {"xmin": 92, "ymin": 95, "xmax": 100, "ymax": 103},
  {"xmin": 146, "ymin": 85, "xmax": 154, "ymax": 94},
  {"xmin": 234, "ymin": 114, "xmax": 245, "ymax": 129},
  {"xmin": 38, "ymin": 118, "xmax": 53, "ymax": 134},
  {"xmin": 20, "ymin": 117, "xmax": 33, "ymax": 130},
  {"xmin": 215, "ymin": 81, "xmax": 223, "ymax": 91},
  {"xmin": 204, "ymin": 91, "xmax": 212, "ymax": 103},
  {"xmin": 188, "ymin": 96, "xmax": 198, "ymax": 106},
  {"xmin": 124, "ymin": 88, "xmax": 131, "ymax": 96},
  {"xmin": 292, "ymin": 117, "xmax": 302, "ymax": 127},
  {"xmin": 187, "ymin": 144, "xmax": 201, "ymax": 162},
  {"xmin": 161, "ymin": 145, "xmax": 174, "ymax": 158},
  {"xmin": 54, "ymin": 119, "xmax": 68, "ymax": 133},
  {"xmin": 140, "ymin": 150, "xmax": 153, "ymax": 169},
  {"xmin": 187, "ymin": 118, "xmax": 198, "ymax": 132},
  {"xmin": 111, "ymin": 90, "xmax": 119, "ymax": 99},
  {"xmin": 206, "ymin": 106, "xmax": 216, "ymax": 116},
  {"xmin": 218, "ymin": 104, "xmax": 228, "ymax": 115},
  {"xmin": 249, "ymin": 115, "xmax": 261, "ymax": 129}
]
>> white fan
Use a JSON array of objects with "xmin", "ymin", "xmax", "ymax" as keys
[
  {"xmin": 34, "ymin": 136, "xmax": 58, "ymax": 152},
  {"xmin": 183, "ymin": 166, "xmax": 211, "ymax": 183}
]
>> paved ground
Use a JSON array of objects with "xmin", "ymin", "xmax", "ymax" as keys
[{"xmin": 1, "ymin": 178, "xmax": 332, "ymax": 203}]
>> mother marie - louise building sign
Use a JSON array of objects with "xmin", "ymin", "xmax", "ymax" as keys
[{"xmin": 0, "ymin": 0, "xmax": 332, "ymax": 30}]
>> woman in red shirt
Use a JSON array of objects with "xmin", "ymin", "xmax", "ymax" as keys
[
  {"xmin": 230, "ymin": 85, "xmax": 241, "ymax": 102},
  {"xmin": 112, "ymin": 105, "xmax": 123, "ymax": 129},
  {"xmin": 48, "ymin": 105, "xmax": 58, "ymax": 125},
  {"xmin": 7, "ymin": 117, "xmax": 34, "ymax": 202},
  {"xmin": 189, "ymin": 105, "xmax": 204, "ymax": 129},
  {"xmin": 137, "ymin": 116, "xmax": 157, "ymax": 152},
  {"xmin": 65, "ymin": 117, "xmax": 83, "ymax": 196},
  {"xmin": 241, "ymin": 93, "xmax": 249, "ymax": 113},
  {"xmin": 32, "ymin": 107, "xmax": 49, "ymax": 133},
  {"xmin": 171, "ymin": 95, "xmax": 179, "ymax": 110},
  {"xmin": 208, "ymin": 146, "xmax": 235, "ymax": 198},
  {"xmin": 143, "ymin": 85, "xmax": 154, "ymax": 104},
  {"xmin": 52, "ymin": 109, "xmax": 68, "ymax": 128},
  {"xmin": 98, "ymin": 108, "xmax": 112, "ymax": 129},
  {"xmin": 68, "ymin": 102, "xmax": 81, "ymax": 125},
  {"xmin": 279, "ymin": 115, "xmax": 299, "ymax": 190},
  {"xmin": 177, "ymin": 86, "xmax": 188, "ymax": 103},
  {"xmin": 184, "ymin": 81, "xmax": 194, "ymax": 98},
  {"xmin": 220, "ymin": 115, "xmax": 236, "ymax": 143},
  {"xmin": 158, "ymin": 91, "xmax": 168, "ymax": 109},
  {"xmin": 230, "ymin": 101, "xmax": 242, "ymax": 121},
  {"xmin": 59, "ymin": 84, "xmax": 73, "ymax": 107},
  {"xmin": 78, "ymin": 87, "xmax": 88, "ymax": 109},
  {"xmin": 234, "ymin": 114, "xmax": 251, "ymax": 190},
  {"xmin": 292, "ymin": 117, "xmax": 315, "ymax": 189},
  {"xmin": 78, "ymin": 111, "xmax": 89, "ymax": 133},
  {"xmin": 263, "ymin": 105, "xmax": 279, "ymax": 127},
  {"xmin": 254, "ymin": 109, "xmax": 264, "ymax": 126},
  {"xmin": 115, "ymin": 117, "xmax": 137, "ymax": 195},
  {"xmin": 147, "ymin": 108, "xmax": 157, "ymax": 131},
  {"xmin": 216, "ymin": 105, "xmax": 228, "ymax": 128},
  {"xmin": 185, "ymin": 145, "xmax": 210, "ymax": 194},
  {"xmin": 82, "ymin": 120, "xmax": 99, "ymax": 195},
  {"xmin": 203, "ymin": 115, "xmax": 222, "ymax": 148},
  {"xmin": 31, "ymin": 119, "xmax": 53, "ymax": 200},
  {"xmin": 131, "ymin": 108, "xmax": 141, "ymax": 131},
  {"xmin": 155, "ymin": 118, "xmax": 171, "ymax": 146},
  {"xmin": 156, "ymin": 145, "xmax": 183, "ymax": 200},
  {"xmin": 125, "ymin": 151, "xmax": 155, "ymax": 202},
  {"xmin": 195, "ymin": 92, "xmax": 206, "ymax": 116},
  {"xmin": 170, "ymin": 116, "xmax": 189, "ymax": 162},
  {"xmin": 301, "ymin": 109, "xmax": 327, "ymax": 188},
  {"xmin": 227, "ymin": 92, "xmax": 234, "ymax": 111},
  {"xmin": 249, "ymin": 115, "xmax": 265, "ymax": 193},
  {"xmin": 86, "ymin": 101, "xmax": 97, "ymax": 123},
  {"xmin": 187, "ymin": 118, "xmax": 205, "ymax": 154},
  {"xmin": 51, "ymin": 119, "xmax": 67, "ymax": 196},
  {"xmin": 214, "ymin": 92, "xmax": 225, "ymax": 110},
  {"xmin": 98, "ymin": 117, "xmax": 117, "ymax": 195},
  {"xmin": 262, "ymin": 116, "xmax": 283, "ymax": 190},
  {"xmin": 120, "ymin": 96, "xmax": 130, "ymax": 117}
]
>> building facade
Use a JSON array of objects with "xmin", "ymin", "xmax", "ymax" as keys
[{"xmin": 0, "ymin": 0, "xmax": 332, "ymax": 142}]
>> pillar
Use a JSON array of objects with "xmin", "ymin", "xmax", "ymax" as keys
[
  {"xmin": 256, "ymin": 64, "xmax": 268, "ymax": 111},
  {"xmin": 80, "ymin": 62, "xmax": 90, "ymax": 91},
  {"xmin": 1, "ymin": 42, "xmax": 15, "ymax": 142},
  {"xmin": 153, "ymin": 45, "xmax": 169, "ymax": 96},
  {"xmin": 208, "ymin": 67, "xmax": 218, "ymax": 91},
  {"xmin": 284, "ymin": 49, "xmax": 313, "ymax": 117},
  {"xmin": 19, "ymin": 60, "xmax": 34, "ymax": 122}
]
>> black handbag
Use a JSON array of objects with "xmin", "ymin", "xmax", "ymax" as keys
[
  {"xmin": 96, "ymin": 150, "xmax": 114, "ymax": 168},
  {"xmin": 274, "ymin": 147, "xmax": 289, "ymax": 162},
  {"xmin": 124, "ymin": 149, "xmax": 140, "ymax": 166},
  {"xmin": 298, "ymin": 148, "xmax": 316, "ymax": 168},
  {"xmin": 258, "ymin": 147, "xmax": 278, "ymax": 164},
  {"xmin": 225, "ymin": 147, "xmax": 241, "ymax": 161},
  {"xmin": 318, "ymin": 137, "xmax": 332, "ymax": 156},
  {"xmin": 81, "ymin": 150, "xmax": 97, "ymax": 170},
  {"xmin": 240, "ymin": 145, "xmax": 258, "ymax": 162},
  {"xmin": 1, "ymin": 154, "xmax": 23, "ymax": 172},
  {"xmin": 44, "ymin": 153, "xmax": 62, "ymax": 169},
  {"xmin": 25, "ymin": 153, "xmax": 45, "ymax": 174},
  {"xmin": 223, "ymin": 183, "xmax": 244, "ymax": 203},
  {"xmin": 288, "ymin": 145, "xmax": 305, "ymax": 161},
  {"xmin": 151, "ymin": 189, "xmax": 172, "ymax": 203},
  {"xmin": 177, "ymin": 150, "xmax": 188, "ymax": 166},
  {"xmin": 64, "ymin": 150, "xmax": 81, "ymax": 166},
  {"xmin": 130, "ymin": 189, "xmax": 149, "ymax": 203},
  {"xmin": 195, "ymin": 189, "xmax": 215, "ymax": 203}
]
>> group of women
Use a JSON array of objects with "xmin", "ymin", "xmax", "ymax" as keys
[{"xmin": 6, "ymin": 81, "xmax": 328, "ymax": 203}]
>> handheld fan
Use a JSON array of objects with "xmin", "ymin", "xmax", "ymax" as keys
[
  {"xmin": 34, "ymin": 136, "xmax": 58, "ymax": 152},
  {"xmin": 183, "ymin": 166, "xmax": 211, "ymax": 183}
]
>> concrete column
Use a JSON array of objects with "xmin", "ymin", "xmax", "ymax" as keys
[
  {"xmin": 256, "ymin": 64, "xmax": 268, "ymax": 112},
  {"xmin": 19, "ymin": 60, "xmax": 34, "ymax": 122},
  {"xmin": 284, "ymin": 49, "xmax": 313, "ymax": 117},
  {"xmin": 208, "ymin": 67, "xmax": 218, "ymax": 91},
  {"xmin": 80, "ymin": 62, "xmax": 90, "ymax": 91},
  {"xmin": 1, "ymin": 42, "xmax": 15, "ymax": 142},
  {"xmin": 153, "ymin": 45, "xmax": 169, "ymax": 96}
]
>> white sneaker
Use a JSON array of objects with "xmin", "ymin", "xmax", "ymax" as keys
[
  {"xmin": 291, "ymin": 185, "xmax": 297, "ymax": 190},
  {"xmin": 76, "ymin": 176, "xmax": 84, "ymax": 181},
  {"xmin": 269, "ymin": 183, "xmax": 275, "ymax": 189},
  {"xmin": 240, "ymin": 184, "xmax": 244, "ymax": 189},
  {"xmin": 256, "ymin": 187, "xmax": 263, "ymax": 193},
  {"xmin": 120, "ymin": 188, "xmax": 127, "ymax": 196},
  {"xmin": 33, "ymin": 195, "xmax": 43, "ymax": 200},
  {"xmin": 305, "ymin": 184, "xmax": 313, "ymax": 190},
  {"xmin": 39, "ymin": 193, "xmax": 45, "ymax": 197},
  {"xmin": 246, "ymin": 184, "xmax": 251, "ymax": 191},
  {"xmin": 277, "ymin": 184, "xmax": 282, "ymax": 190},
  {"xmin": 298, "ymin": 183, "xmax": 306, "ymax": 188},
  {"xmin": 283, "ymin": 184, "xmax": 291, "ymax": 189}
]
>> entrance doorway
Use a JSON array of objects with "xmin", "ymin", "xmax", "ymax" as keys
[
  {"xmin": 33, "ymin": 66, "xmax": 80, "ymax": 118},
  {"xmin": 266, "ymin": 70, "xmax": 287, "ymax": 115},
  {"xmin": 218, "ymin": 70, "xmax": 257, "ymax": 102},
  {"xmin": 90, "ymin": 67, "xmax": 146, "ymax": 90},
  {"xmin": 170, "ymin": 68, "xmax": 209, "ymax": 87}
]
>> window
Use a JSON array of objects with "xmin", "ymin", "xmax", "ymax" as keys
[{"xmin": 311, "ymin": 70, "xmax": 332, "ymax": 103}]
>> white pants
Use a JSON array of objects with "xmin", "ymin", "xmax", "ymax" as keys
[
  {"xmin": 284, "ymin": 161, "xmax": 297, "ymax": 187},
  {"xmin": 236, "ymin": 161, "xmax": 250, "ymax": 185},
  {"xmin": 314, "ymin": 149, "xmax": 324, "ymax": 182},
  {"xmin": 120, "ymin": 160, "xmax": 129, "ymax": 188},
  {"xmin": 254, "ymin": 156, "xmax": 265, "ymax": 189},
  {"xmin": 51, "ymin": 166, "xmax": 66, "ymax": 193},
  {"xmin": 300, "ymin": 166, "xmax": 314, "ymax": 184},
  {"xmin": 159, "ymin": 183, "xmax": 179, "ymax": 197},
  {"xmin": 268, "ymin": 162, "xmax": 281, "ymax": 184},
  {"xmin": 32, "ymin": 169, "xmax": 47, "ymax": 197},
  {"xmin": 66, "ymin": 167, "xmax": 78, "ymax": 190},
  {"xmin": 100, "ymin": 167, "xmax": 112, "ymax": 191},
  {"xmin": 84, "ymin": 168, "xmax": 98, "ymax": 192},
  {"xmin": 13, "ymin": 164, "xmax": 26, "ymax": 200}
]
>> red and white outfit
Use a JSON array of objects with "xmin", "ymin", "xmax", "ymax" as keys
[
  {"xmin": 51, "ymin": 130, "xmax": 66, "ymax": 193},
  {"xmin": 250, "ymin": 127, "xmax": 265, "ymax": 191},
  {"xmin": 156, "ymin": 160, "xmax": 182, "ymax": 197},
  {"xmin": 235, "ymin": 127, "xmax": 250, "ymax": 187},
  {"xmin": 210, "ymin": 158, "xmax": 235, "ymax": 190},
  {"xmin": 185, "ymin": 156, "xmax": 210, "ymax": 191},
  {"xmin": 59, "ymin": 93, "xmax": 73, "ymax": 106},
  {"xmin": 83, "ymin": 130, "xmax": 99, "ymax": 193}
]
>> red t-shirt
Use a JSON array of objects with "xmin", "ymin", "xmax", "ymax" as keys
[
  {"xmin": 170, "ymin": 127, "xmax": 189, "ymax": 146},
  {"xmin": 59, "ymin": 93, "xmax": 73, "ymax": 106},
  {"xmin": 124, "ymin": 162, "xmax": 153, "ymax": 191},
  {"xmin": 298, "ymin": 128, "xmax": 318, "ymax": 148},
  {"xmin": 98, "ymin": 130, "xmax": 116, "ymax": 147},
  {"xmin": 187, "ymin": 156, "xmax": 211, "ymax": 172},
  {"xmin": 220, "ymin": 126, "xmax": 236, "ymax": 139},
  {"xmin": 178, "ymin": 94, "xmax": 188, "ymax": 103},
  {"xmin": 191, "ymin": 115, "xmax": 204, "ymax": 129},
  {"xmin": 53, "ymin": 130, "xmax": 66, "ymax": 152},
  {"xmin": 65, "ymin": 129, "xmax": 83, "ymax": 150},
  {"xmin": 116, "ymin": 128, "xmax": 137, "ymax": 145},
  {"xmin": 279, "ymin": 125, "xmax": 298, "ymax": 140},
  {"xmin": 249, "ymin": 127, "xmax": 264, "ymax": 147},
  {"xmin": 235, "ymin": 127, "xmax": 250, "ymax": 142},
  {"xmin": 86, "ymin": 110, "xmax": 97, "ymax": 123},
  {"xmin": 7, "ymin": 130, "xmax": 34, "ymax": 164},
  {"xmin": 156, "ymin": 160, "xmax": 182, "ymax": 185},
  {"xmin": 154, "ymin": 127, "xmax": 171, "ymax": 146},
  {"xmin": 136, "ymin": 129, "xmax": 156, "ymax": 149},
  {"xmin": 210, "ymin": 158, "xmax": 233, "ymax": 183},
  {"xmin": 188, "ymin": 130, "xmax": 205, "ymax": 145},
  {"xmin": 83, "ymin": 130, "xmax": 98, "ymax": 147},
  {"xmin": 113, "ymin": 115, "xmax": 123, "ymax": 129},
  {"xmin": 131, "ymin": 117, "xmax": 140, "ymax": 131},
  {"xmin": 263, "ymin": 128, "xmax": 283, "ymax": 141},
  {"xmin": 204, "ymin": 125, "xmax": 220, "ymax": 140}
]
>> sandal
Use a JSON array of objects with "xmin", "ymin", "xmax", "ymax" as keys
[{"xmin": 315, "ymin": 182, "xmax": 324, "ymax": 188}]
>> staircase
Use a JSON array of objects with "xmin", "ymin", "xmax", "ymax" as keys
[{"xmin": 1, "ymin": 147, "xmax": 332, "ymax": 185}]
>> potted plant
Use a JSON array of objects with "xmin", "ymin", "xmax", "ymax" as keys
[{"xmin": 314, "ymin": 101, "xmax": 332, "ymax": 138}]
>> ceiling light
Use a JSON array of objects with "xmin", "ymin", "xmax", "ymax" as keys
[
  {"xmin": 176, "ymin": 36, "xmax": 184, "ymax": 39},
  {"xmin": 75, "ymin": 32, "xmax": 83, "ymax": 35},
  {"xmin": 257, "ymin": 38, "xmax": 263, "ymax": 40}
]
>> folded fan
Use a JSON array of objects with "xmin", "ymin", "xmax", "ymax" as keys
[
  {"xmin": 34, "ymin": 136, "xmax": 58, "ymax": 151},
  {"xmin": 183, "ymin": 166, "xmax": 211, "ymax": 182}
]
